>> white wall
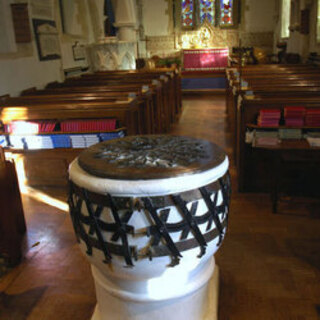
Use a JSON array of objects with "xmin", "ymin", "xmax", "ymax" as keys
[
  {"xmin": 0, "ymin": 55, "xmax": 62, "ymax": 96},
  {"xmin": 58, "ymin": 0, "xmax": 94, "ymax": 70},
  {"xmin": 308, "ymin": 0, "xmax": 320, "ymax": 54},
  {"xmin": 0, "ymin": 0, "xmax": 103, "ymax": 96},
  {"xmin": 274, "ymin": 0, "xmax": 319, "ymax": 59},
  {"xmin": 0, "ymin": 0, "xmax": 17, "ymax": 53},
  {"xmin": 0, "ymin": 0, "xmax": 64, "ymax": 96},
  {"xmin": 142, "ymin": 0, "xmax": 169, "ymax": 36},
  {"xmin": 242, "ymin": 0, "xmax": 277, "ymax": 33}
]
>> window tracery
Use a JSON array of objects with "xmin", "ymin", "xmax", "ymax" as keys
[{"xmin": 180, "ymin": 0, "xmax": 236, "ymax": 28}]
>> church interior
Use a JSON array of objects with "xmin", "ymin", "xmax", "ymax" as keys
[{"xmin": 0, "ymin": 0, "xmax": 320, "ymax": 319}]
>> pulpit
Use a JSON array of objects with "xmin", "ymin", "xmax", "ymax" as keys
[{"xmin": 87, "ymin": 40, "xmax": 136, "ymax": 71}]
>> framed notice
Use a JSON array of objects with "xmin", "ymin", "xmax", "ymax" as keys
[
  {"xmin": 30, "ymin": 0, "xmax": 54, "ymax": 20},
  {"xmin": 32, "ymin": 19, "xmax": 61, "ymax": 61}
]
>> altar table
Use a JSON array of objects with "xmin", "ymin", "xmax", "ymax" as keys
[{"xmin": 183, "ymin": 48, "xmax": 229, "ymax": 71}]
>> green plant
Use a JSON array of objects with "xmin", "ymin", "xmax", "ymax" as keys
[{"xmin": 157, "ymin": 57, "xmax": 181, "ymax": 67}]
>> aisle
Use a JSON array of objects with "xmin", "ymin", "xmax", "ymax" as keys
[
  {"xmin": 0, "ymin": 95, "xmax": 319, "ymax": 320},
  {"xmin": 171, "ymin": 95, "xmax": 232, "ymax": 156}
]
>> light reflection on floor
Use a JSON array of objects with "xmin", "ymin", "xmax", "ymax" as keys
[{"xmin": 5, "ymin": 152, "xmax": 68, "ymax": 212}]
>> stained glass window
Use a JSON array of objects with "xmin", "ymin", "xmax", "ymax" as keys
[
  {"xmin": 181, "ymin": 0, "xmax": 194, "ymax": 27},
  {"xmin": 180, "ymin": 0, "xmax": 236, "ymax": 28},
  {"xmin": 199, "ymin": 0, "xmax": 215, "ymax": 24},
  {"xmin": 220, "ymin": 0, "xmax": 233, "ymax": 26}
]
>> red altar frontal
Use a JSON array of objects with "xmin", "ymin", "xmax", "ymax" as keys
[{"xmin": 183, "ymin": 48, "xmax": 229, "ymax": 71}]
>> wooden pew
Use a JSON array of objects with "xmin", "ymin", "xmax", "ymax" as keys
[
  {"xmin": 2, "ymin": 94, "xmax": 155, "ymax": 135},
  {"xmin": 52, "ymin": 77, "xmax": 174, "ymax": 132},
  {"xmin": 0, "ymin": 147, "xmax": 26, "ymax": 265},
  {"xmin": 44, "ymin": 81, "xmax": 169, "ymax": 133},
  {"xmin": 80, "ymin": 70, "xmax": 180, "ymax": 122},
  {"xmin": 226, "ymin": 67, "xmax": 320, "ymax": 161},
  {"xmin": 236, "ymin": 96, "xmax": 320, "ymax": 192},
  {"xmin": 89, "ymin": 67, "xmax": 182, "ymax": 118},
  {"xmin": 0, "ymin": 100, "xmax": 142, "ymax": 186},
  {"xmin": 226, "ymin": 65, "xmax": 320, "ymax": 193}
]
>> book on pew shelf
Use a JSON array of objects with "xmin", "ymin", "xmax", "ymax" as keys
[
  {"xmin": 305, "ymin": 108, "xmax": 320, "ymax": 126},
  {"xmin": 306, "ymin": 131, "xmax": 320, "ymax": 138},
  {"xmin": 258, "ymin": 109, "xmax": 281, "ymax": 127},
  {"xmin": 99, "ymin": 131, "xmax": 125, "ymax": 142},
  {"xmin": 0, "ymin": 135, "xmax": 8, "ymax": 148},
  {"xmin": 8, "ymin": 136, "xmax": 25, "ymax": 149},
  {"xmin": 285, "ymin": 119, "xmax": 305, "ymax": 127},
  {"xmin": 83, "ymin": 134, "xmax": 100, "ymax": 147},
  {"xmin": 60, "ymin": 119, "xmax": 117, "ymax": 133},
  {"xmin": 6, "ymin": 121, "xmax": 39, "ymax": 134},
  {"xmin": 255, "ymin": 130, "xmax": 279, "ymax": 138},
  {"xmin": 284, "ymin": 106, "xmax": 306, "ymax": 116},
  {"xmin": 70, "ymin": 135, "xmax": 86, "ymax": 148},
  {"xmin": 5, "ymin": 121, "xmax": 57, "ymax": 134},
  {"xmin": 51, "ymin": 135, "xmax": 72, "ymax": 148},
  {"xmin": 284, "ymin": 106, "xmax": 306, "ymax": 127},
  {"xmin": 253, "ymin": 137, "xmax": 279, "ymax": 147},
  {"xmin": 306, "ymin": 137, "xmax": 320, "ymax": 147},
  {"xmin": 24, "ymin": 136, "xmax": 54, "ymax": 150},
  {"xmin": 279, "ymin": 129, "xmax": 302, "ymax": 140}
]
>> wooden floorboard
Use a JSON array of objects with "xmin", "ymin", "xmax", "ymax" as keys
[{"xmin": 1, "ymin": 95, "xmax": 320, "ymax": 319}]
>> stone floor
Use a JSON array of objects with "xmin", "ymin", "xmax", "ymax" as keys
[{"xmin": 0, "ymin": 95, "xmax": 320, "ymax": 320}]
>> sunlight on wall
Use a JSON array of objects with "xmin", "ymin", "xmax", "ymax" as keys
[
  {"xmin": 281, "ymin": 0, "xmax": 291, "ymax": 38},
  {"xmin": 317, "ymin": 0, "xmax": 320, "ymax": 42}
]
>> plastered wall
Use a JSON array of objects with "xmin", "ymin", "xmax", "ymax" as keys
[
  {"xmin": 142, "ymin": 0, "xmax": 170, "ymax": 36},
  {"xmin": 0, "ymin": 0, "xmax": 102, "ymax": 96},
  {"xmin": 274, "ymin": 0, "xmax": 320, "ymax": 60}
]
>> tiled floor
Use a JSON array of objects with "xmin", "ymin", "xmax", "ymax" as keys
[{"xmin": 0, "ymin": 95, "xmax": 319, "ymax": 320}]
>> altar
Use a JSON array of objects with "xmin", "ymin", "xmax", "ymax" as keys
[{"xmin": 183, "ymin": 48, "xmax": 229, "ymax": 71}]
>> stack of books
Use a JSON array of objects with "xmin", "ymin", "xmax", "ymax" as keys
[
  {"xmin": 258, "ymin": 109, "xmax": 281, "ymax": 127},
  {"xmin": 51, "ymin": 135, "xmax": 72, "ymax": 148},
  {"xmin": 305, "ymin": 108, "xmax": 320, "ymax": 126},
  {"xmin": 61, "ymin": 119, "xmax": 117, "ymax": 132},
  {"xmin": 99, "ymin": 131, "xmax": 125, "ymax": 141},
  {"xmin": 6, "ymin": 121, "xmax": 39, "ymax": 134},
  {"xmin": 253, "ymin": 130, "xmax": 279, "ymax": 147},
  {"xmin": 0, "ymin": 135, "xmax": 8, "ymax": 148},
  {"xmin": 9, "ymin": 136, "xmax": 25, "ymax": 149},
  {"xmin": 5, "ymin": 121, "xmax": 56, "ymax": 134},
  {"xmin": 38, "ymin": 121, "xmax": 56, "ymax": 133},
  {"xmin": 284, "ymin": 107, "xmax": 306, "ymax": 127},
  {"xmin": 70, "ymin": 135, "xmax": 86, "ymax": 148},
  {"xmin": 83, "ymin": 134, "xmax": 100, "ymax": 147},
  {"xmin": 24, "ymin": 136, "xmax": 54, "ymax": 149},
  {"xmin": 279, "ymin": 128, "xmax": 302, "ymax": 140},
  {"xmin": 306, "ymin": 137, "xmax": 320, "ymax": 147}
]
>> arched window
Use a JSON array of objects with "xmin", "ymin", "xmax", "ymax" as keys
[{"xmin": 181, "ymin": 0, "xmax": 236, "ymax": 29}]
